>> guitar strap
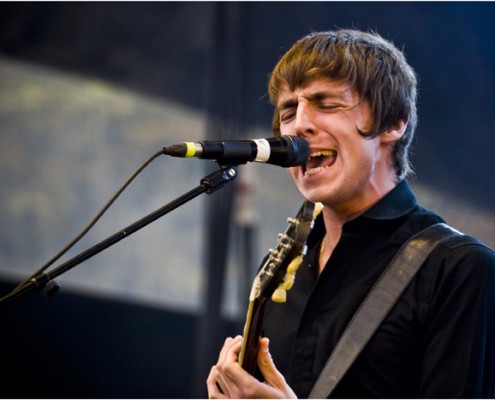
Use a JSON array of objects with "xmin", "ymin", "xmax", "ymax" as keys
[{"xmin": 309, "ymin": 222, "xmax": 462, "ymax": 399}]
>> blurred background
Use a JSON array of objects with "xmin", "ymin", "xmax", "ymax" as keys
[{"xmin": 0, "ymin": 2, "xmax": 494, "ymax": 398}]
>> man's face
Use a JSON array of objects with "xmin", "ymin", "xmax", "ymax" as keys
[{"xmin": 277, "ymin": 78, "xmax": 397, "ymax": 217}]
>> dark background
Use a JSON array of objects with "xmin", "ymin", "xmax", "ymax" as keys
[{"xmin": 1, "ymin": 2, "xmax": 494, "ymax": 398}]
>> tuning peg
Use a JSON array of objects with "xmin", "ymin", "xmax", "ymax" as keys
[
  {"xmin": 271, "ymin": 287, "xmax": 287, "ymax": 303},
  {"xmin": 287, "ymin": 255, "xmax": 303, "ymax": 275},
  {"xmin": 314, "ymin": 202, "xmax": 324, "ymax": 217},
  {"xmin": 271, "ymin": 255, "xmax": 304, "ymax": 303}
]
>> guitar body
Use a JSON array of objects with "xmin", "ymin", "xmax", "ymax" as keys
[{"xmin": 238, "ymin": 200, "xmax": 321, "ymax": 374}]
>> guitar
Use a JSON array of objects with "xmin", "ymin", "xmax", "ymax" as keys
[{"xmin": 238, "ymin": 200, "xmax": 322, "ymax": 374}]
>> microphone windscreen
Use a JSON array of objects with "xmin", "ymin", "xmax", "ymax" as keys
[{"xmin": 282, "ymin": 136, "xmax": 310, "ymax": 167}]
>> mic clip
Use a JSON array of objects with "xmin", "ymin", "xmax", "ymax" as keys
[{"xmin": 201, "ymin": 166, "xmax": 238, "ymax": 194}]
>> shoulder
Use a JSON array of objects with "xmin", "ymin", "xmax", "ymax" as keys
[
  {"xmin": 420, "ymin": 224, "xmax": 495, "ymax": 302},
  {"xmin": 409, "ymin": 222, "xmax": 495, "ymax": 266},
  {"xmin": 435, "ymin": 226, "xmax": 495, "ymax": 271}
]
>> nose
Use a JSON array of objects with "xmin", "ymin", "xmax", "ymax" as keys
[{"xmin": 294, "ymin": 102, "xmax": 316, "ymax": 137}]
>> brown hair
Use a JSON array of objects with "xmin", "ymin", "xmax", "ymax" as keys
[{"xmin": 268, "ymin": 29, "xmax": 418, "ymax": 180}]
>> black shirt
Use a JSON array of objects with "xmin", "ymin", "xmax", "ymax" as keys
[{"xmin": 262, "ymin": 180, "xmax": 495, "ymax": 398}]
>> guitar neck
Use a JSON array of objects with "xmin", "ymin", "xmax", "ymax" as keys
[
  {"xmin": 238, "ymin": 297, "xmax": 266, "ymax": 374},
  {"xmin": 237, "ymin": 201, "xmax": 320, "ymax": 375}
]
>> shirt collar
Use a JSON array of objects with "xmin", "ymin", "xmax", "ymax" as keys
[{"xmin": 308, "ymin": 180, "xmax": 418, "ymax": 244}]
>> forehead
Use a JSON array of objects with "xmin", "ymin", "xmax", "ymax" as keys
[{"xmin": 276, "ymin": 78, "xmax": 357, "ymax": 107}]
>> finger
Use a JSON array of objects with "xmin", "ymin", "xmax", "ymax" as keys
[
  {"xmin": 225, "ymin": 335, "xmax": 243, "ymax": 363},
  {"xmin": 217, "ymin": 336, "xmax": 243, "ymax": 382},
  {"xmin": 218, "ymin": 336, "xmax": 235, "ymax": 364},
  {"xmin": 215, "ymin": 370, "xmax": 231, "ymax": 398},
  {"xmin": 219, "ymin": 336, "xmax": 244, "ymax": 383},
  {"xmin": 206, "ymin": 366, "xmax": 227, "ymax": 399},
  {"xmin": 219, "ymin": 338, "xmax": 261, "ymax": 398},
  {"xmin": 214, "ymin": 336, "xmax": 244, "ymax": 397},
  {"xmin": 215, "ymin": 336, "xmax": 240, "ymax": 386},
  {"xmin": 257, "ymin": 338, "xmax": 291, "ymax": 390}
]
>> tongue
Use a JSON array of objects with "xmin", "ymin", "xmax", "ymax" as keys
[{"xmin": 307, "ymin": 154, "xmax": 336, "ymax": 170}]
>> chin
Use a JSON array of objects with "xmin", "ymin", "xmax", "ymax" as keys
[{"xmin": 297, "ymin": 186, "xmax": 329, "ymax": 204}]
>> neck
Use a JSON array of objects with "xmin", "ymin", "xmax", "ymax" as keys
[
  {"xmin": 317, "ymin": 212, "xmax": 342, "ymax": 275},
  {"xmin": 317, "ymin": 180, "xmax": 398, "ymax": 274}
]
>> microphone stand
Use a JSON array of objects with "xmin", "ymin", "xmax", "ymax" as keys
[{"xmin": 0, "ymin": 165, "xmax": 238, "ymax": 309}]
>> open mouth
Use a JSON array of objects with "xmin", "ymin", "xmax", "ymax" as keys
[{"xmin": 304, "ymin": 150, "xmax": 337, "ymax": 175}]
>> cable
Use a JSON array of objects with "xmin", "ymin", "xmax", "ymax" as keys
[{"xmin": 10, "ymin": 148, "xmax": 165, "ymax": 294}]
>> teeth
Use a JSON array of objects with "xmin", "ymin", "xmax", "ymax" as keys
[
  {"xmin": 306, "ymin": 166, "xmax": 328, "ymax": 175},
  {"xmin": 305, "ymin": 149, "xmax": 337, "ymax": 175},
  {"xmin": 309, "ymin": 150, "xmax": 336, "ymax": 158}
]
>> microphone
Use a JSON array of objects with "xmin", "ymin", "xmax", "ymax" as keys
[{"xmin": 162, "ymin": 135, "xmax": 309, "ymax": 167}]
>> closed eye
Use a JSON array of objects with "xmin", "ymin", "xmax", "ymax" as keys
[
  {"xmin": 280, "ymin": 110, "xmax": 296, "ymax": 122},
  {"xmin": 317, "ymin": 103, "xmax": 341, "ymax": 111}
]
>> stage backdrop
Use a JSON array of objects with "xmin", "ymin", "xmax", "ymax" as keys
[{"xmin": 0, "ymin": 3, "xmax": 494, "ymax": 398}]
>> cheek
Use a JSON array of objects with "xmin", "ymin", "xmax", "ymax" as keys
[
  {"xmin": 343, "ymin": 141, "xmax": 381, "ymax": 180},
  {"xmin": 344, "ymin": 135, "xmax": 379, "ymax": 163},
  {"xmin": 279, "ymin": 123, "xmax": 294, "ymax": 138}
]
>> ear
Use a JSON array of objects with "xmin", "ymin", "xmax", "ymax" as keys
[{"xmin": 380, "ymin": 117, "xmax": 408, "ymax": 144}]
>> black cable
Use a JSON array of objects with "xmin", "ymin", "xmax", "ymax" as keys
[{"xmin": 10, "ymin": 149, "xmax": 165, "ymax": 294}]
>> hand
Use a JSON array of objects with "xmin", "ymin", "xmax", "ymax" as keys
[{"xmin": 207, "ymin": 335, "xmax": 297, "ymax": 399}]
